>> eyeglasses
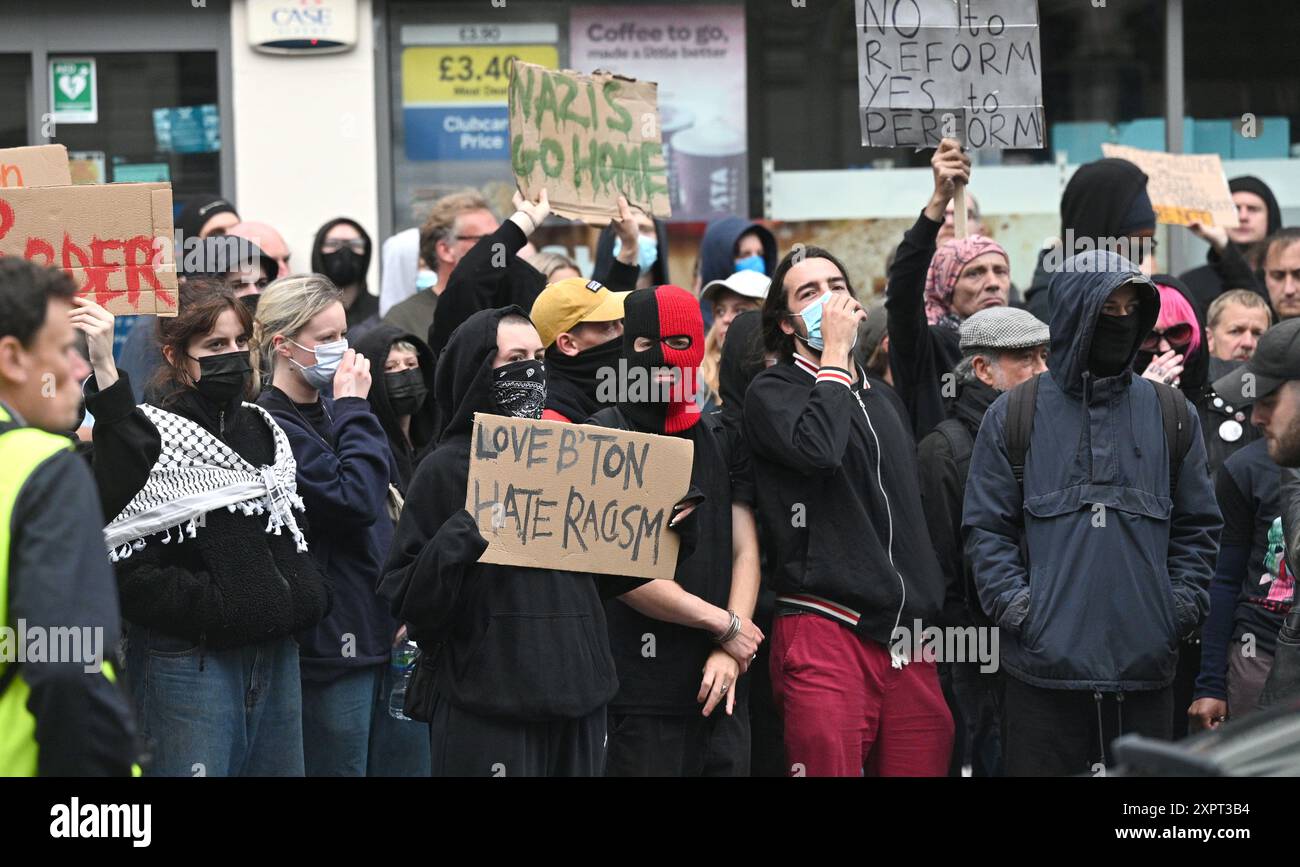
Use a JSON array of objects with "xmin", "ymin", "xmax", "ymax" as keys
[
  {"xmin": 1141, "ymin": 322, "xmax": 1193, "ymax": 352},
  {"xmin": 321, "ymin": 238, "xmax": 366, "ymax": 254}
]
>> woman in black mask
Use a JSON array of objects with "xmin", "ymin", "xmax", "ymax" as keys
[
  {"xmin": 312, "ymin": 217, "xmax": 377, "ymax": 333},
  {"xmin": 84, "ymin": 279, "xmax": 330, "ymax": 776},
  {"xmin": 352, "ymin": 324, "xmax": 437, "ymax": 492}
]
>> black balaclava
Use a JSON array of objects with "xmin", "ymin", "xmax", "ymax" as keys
[
  {"xmin": 1089, "ymin": 313, "xmax": 1142, "ymax": 378},
  {"xmin": 311, "ymin": 217, "xmax": 373, "ymax": 292},
  {"xmin": 619, "ymin": 285, "xmax": 705, "ymax": 434}
]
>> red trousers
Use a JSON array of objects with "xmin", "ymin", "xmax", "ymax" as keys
[{"xmin": 771, "ymin": 613, "xmax": 953, "ymax": 777}]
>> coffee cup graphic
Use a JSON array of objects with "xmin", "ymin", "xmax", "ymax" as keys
[
  {"xmin": 658, "ymin": 102, "xmax": 695, "ymax": 211},
  {"xmin": 670, "ymin": 117, "xmax": 747, "ymax": 219}
]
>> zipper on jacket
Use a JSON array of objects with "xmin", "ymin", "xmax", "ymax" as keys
[{"xmin": 851, "ymin": 388, "xmax": 908, "ymax": 667}]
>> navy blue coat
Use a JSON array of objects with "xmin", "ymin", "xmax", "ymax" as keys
[{"xmin": 962, "ymin": 251, "xmax": 1220, "ymax": 691}]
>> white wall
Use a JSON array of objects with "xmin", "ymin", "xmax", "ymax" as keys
[{"xmin": 230, "ymin": 0, "xmax": 379, "ymax": 290}]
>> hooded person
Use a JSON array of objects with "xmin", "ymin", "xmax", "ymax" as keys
[
  {"xmin": 696, "ymin": 217, "xmax": 779, "ymax": 328},
  {"xmin": 585, "ymin": 284, "xmax": 763, "ymax": 776},
  {"xmin": 1180, "ymin": 176, "xmax": 1283, "ymax": 309},
  {"xmin": 887, "ymin": 138, "xmax": 1010, "ymax": 439},
  {"xmin": 1024, "ymin": 158, "xmax": 1156, "ymax": 323},
  {"xmin": 378, "ymin": 227, "xmax": 422, "ymax": 317},
  {"xmin": 591, "ymin": 198, "xmax": 671, "ymax": 293},
  {"xmin": 378, "ymin": 306, "xmax": 630, "ymax": 776},
  {"xmin": 963, "ymin": 250, "xmax": 1221, "ymax": 776},
  {"xmin": 312, "ymin": 217, "xmax": 378, "ymax": 335},
  {"xmin": 916, "ymin": 306, "xmax": 1049, "ymax": 776},
  {"xmin": 526, "ymin": 277, "xmax": 627, "ymax": 423},
  {"xmin": 351, "ymin": 323, "xmax": 437, "ymax": 493}
]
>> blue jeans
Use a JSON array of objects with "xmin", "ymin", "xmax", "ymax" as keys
[
  {"xmin": 301, "ymin": 664, "xmax": 430, "ymax": 776},
  {"xmin": 125, "ymin": 626, "xmax": 304, "ymax": 777}
]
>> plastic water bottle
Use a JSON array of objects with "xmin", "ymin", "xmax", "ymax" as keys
[{"xmin": 388, "ymin": 640, "xmax": 418, "ymax": 720}]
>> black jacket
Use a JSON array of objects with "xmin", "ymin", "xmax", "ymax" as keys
[
  {"xmin": 89, "ymin": 382, "xmax": 331, "ymax": 651},
  {"xmin": 379, "ymin": 306, "xmax": 620, "ymax": 721},
  {"xmin": 886, "ymin": 211, "xmax": 964, "ymax": 440},
  {"xmin": 351, "ymin": 324, "xmax": 437, "ymax": 492},
  {"xmin": 1179, "ymin": 175, "xmax": 1282, "ymax": 309},
  {"xmin": 917, "ymin": 380, "xmax": 1000, "ymax": 628},
  {"xmin": 743, "ymin": 355, "xmax": 946, "ymax": 647}
]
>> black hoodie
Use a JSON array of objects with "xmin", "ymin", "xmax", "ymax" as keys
[
  {"xmin": 312, "ymin": 217, "xmax": 378, "ymax": 330},
  {"xmin": 1179, "ymin": 176, "xmax": 1282, "ymax": 309},
  {"xmin": 591, "ymin": 217, "xmax": 671, "ymax": 292},
  {"xmin": 351, "ymin": 324, "xmax": 437, "ymax": 492},
  {"xmin": 378, "ymin": 306, "xmax": 621, "ymax": 721}
]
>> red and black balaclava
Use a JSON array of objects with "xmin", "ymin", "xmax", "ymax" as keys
[{"xmin": 620, "ymin": 285, "xmax": 705, "ymax": 434}]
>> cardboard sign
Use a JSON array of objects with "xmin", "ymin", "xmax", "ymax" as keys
[
  {"xmin": 466, "ymin": 413, "xmax": 693, "ymax": 580},
  {"xmin": 0, "ymin": 145, "xmax": 73, "ymax": 189},
  {"xmin": 855, "ymin": 0, "xmax": 1044, "ymax": 149},
  {"xmin": 1100, "ymin": 143, "xmax": 1240, "ymax": 228},
  {"xmin": 508, "ymin": 60, "xmax": 671, "ymax": 223},
  {"xmin": 0, "ymin": 183, "xmax": 178, "ymax": 315}
]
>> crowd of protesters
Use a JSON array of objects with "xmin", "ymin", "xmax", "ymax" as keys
[{"xmin": 2, "ymin": 136, "xmax": 1299, "ymax": 778}]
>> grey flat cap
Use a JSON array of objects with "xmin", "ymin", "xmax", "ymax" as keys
[{"xmin": 959, "ymin": 306, "xmax": 1050, "ymax": 352}]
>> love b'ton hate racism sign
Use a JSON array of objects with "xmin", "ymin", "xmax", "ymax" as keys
[
  {"xmin": 508, "ymin": 60, "xmax": 672, "ymax": 223},
  {"xmin": 0, "ymin": 181, "xmax": 178, "ymax": 316},
  {"xmin": 855, "ymin": 0, "xmax": 1044, "ymax": 149},
  {"xmin": 466, "ymin": 413, "xmax": 694, "ymax": 581},
  {"xmin": 1100, "ymin": 144, "xmax": 1240, "ymax": 229}
]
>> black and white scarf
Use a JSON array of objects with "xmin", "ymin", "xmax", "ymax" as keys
[{"xmin": 104, "ymin": 402, "xmax": 308, "ymax": 562}]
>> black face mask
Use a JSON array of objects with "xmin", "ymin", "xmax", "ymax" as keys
[
  {"xmin": 385, "ymin": 368, "xmax": 428, "ymax": 416},
  {"xmin": 1088, "ymin": 314, "xmax": 1140, "ymax": 378},
  {"xmin": 321, "ymin": 249, "xmax": 364, "ymax": 287},
  {"xmin": 491, "ymin": 358, "xmax": 546, "ymax": 419},
  {"xmin": 240, "ymin": 292, "xmax": 261, "ymax": 316},
  {"xmin": 193, "ymin": 350, "xmax": 252, "ymax": 406}
]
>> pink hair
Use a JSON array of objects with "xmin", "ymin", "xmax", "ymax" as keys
[{"xmin": 1154, "ymin": 283, "xmax": 1201, "ymax": 356}]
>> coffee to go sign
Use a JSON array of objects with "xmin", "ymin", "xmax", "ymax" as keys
[{"xmin": 247, "ymin": 0, "xmax": 357, "ymax": 55}]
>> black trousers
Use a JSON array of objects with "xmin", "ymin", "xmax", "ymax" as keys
[
  {"xmin": 427, "ymin": 694, "xmax": 606, "ymax": 777},
  {"xmin": 1001, "ymin": 675, "xmax": 1172, "ymax": 777},
  {"xmin": 605, "ymin": 703, "xmax": 751, "ymax": 777}
]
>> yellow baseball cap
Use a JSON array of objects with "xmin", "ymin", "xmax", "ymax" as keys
[{"xmin": 529, "ymin": 277, "xmax": 628, "ymax": 348}]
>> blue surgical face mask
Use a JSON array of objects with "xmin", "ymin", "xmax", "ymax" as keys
[
  {"xmin": 415, "ymin": 269, "xmax": 437, "ymax": 291},
  {"xmin": 734, "ymin": 253, "xmax": 766, "ymax": 275},
  {"xmin": 612, "ymin": 235, "xmax": 659, "ymax": 274},
  {"xmin": 796, "ymin": 291, "xmax": 857, "ymax": 354},
  {"xmin": 289, "ymin": 337, "xmax": 348, "ymax": 391}
]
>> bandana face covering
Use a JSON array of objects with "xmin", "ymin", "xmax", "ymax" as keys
[
  {"xmin": 621, "ymin": 285, "xmax": 706, "ymax": 433},
  {"xmin": 193, "ymin": 350, "xmax": 252, "ymax": 406},
  {"xmin": 385, "ymin": 368, "xmax": 428, "ymax": 416},
  {"xmin": 492, "ymin": 358, "xmax": 546, "ymax": 419}
]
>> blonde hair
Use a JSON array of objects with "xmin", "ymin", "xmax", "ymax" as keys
[
  {"xmin": 527, "ymin": 251, "xmax": 581, "ymax": 280},
  {"xmin": 251, "ymin": 274, "xmax": 343, "ymax": 389},
  {"xmin": 700, "ymin": 320, "xmax": 724, "ymax": 405},
  {"xmin": 1207, "ymin": 288, "xmax": 1273, "ymax": 330}
]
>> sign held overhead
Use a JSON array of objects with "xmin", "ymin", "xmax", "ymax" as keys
[{"xmin": 1101, "ymin": 143, "xmax": 1240, "ymax": 228}]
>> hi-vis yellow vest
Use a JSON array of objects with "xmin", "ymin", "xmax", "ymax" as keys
[{"xmin": 0, "ymin": 405, "xmax": 128, "ymax": 776}]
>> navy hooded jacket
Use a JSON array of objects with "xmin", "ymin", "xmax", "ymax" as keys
[{"xmin": 963, "ymin": 250, "xmax": 1220, "ymax": 691}]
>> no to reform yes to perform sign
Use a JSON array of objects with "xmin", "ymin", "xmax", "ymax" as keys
[{"xmin": 466, "ymin": 413, "xmax": 693, "ymax": 581}]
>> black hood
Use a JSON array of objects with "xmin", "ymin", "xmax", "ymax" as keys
[
  {"xmin": 592, "ymin": 216, "xmax": 672, "ymax": 287},
  {"xmin": 311, "ymin": 217, "xmax": 373, "ymax": 293},
  {"xmin": 352, "ymin": 323, "xmax": 437, "ymax": 475},
  {"xmin": 1060, "ymin": 158, "xmax": 1151, "ymax": 243},
  {"xmin": 1229, "ymin": 176, "xmax": 1282, "ymax": 237},
  {"xmin": 718, "ymin": 309, "xmax": 766, "ymax": 431},
  {"xmin": 433, "ymin": 306, "xmax": 528, "ymax": 442},
  {"xmin": 1147, "ymin": 273, "xmax": 1209, "ymax": 397}
]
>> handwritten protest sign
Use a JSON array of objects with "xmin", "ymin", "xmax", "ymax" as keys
[
  {"xmin": 855, "ymin": 0, "xmax": 1044, "ymax": 149},
  {"xmin": 0, "ymin": 145, "xmax": 72, "ymax": 188},
  {"xmin": 1100, "ymin": 143, "xmax": 1240, "ymax": 228},
  {"xmin": 508, "ymin": 60, "xmax": 671, "ymax": 223},
  {"xmin": 466, "ymin": 413, "xmax": 693, "ymax": 580},
  {"xmin": 0, "ymin": 182, "xmax": 178, "ymax": 315}
]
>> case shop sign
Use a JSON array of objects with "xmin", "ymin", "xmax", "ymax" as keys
[
  {"xmin": 50, "ymin": 59, "xmax": 97, "ymax": 124},
  {"xmin": 248, "ymin": 0, "xmax": 357, "ymax": 55}
]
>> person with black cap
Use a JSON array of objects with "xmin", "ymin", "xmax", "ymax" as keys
[
  {"xmin": 917, "ymin": 306, "xmax": 1049, "ymax": 776},
  {"xmin": 378, "ymin": 306, "xmax": 624, "ymax": 776},
  {"xmin": 176, "ymin": 193, "xmax": 239, "ymax": 244},
  {"xmin": 1180, "ymin": 176, "xmax": 1283, "ymax": 309},
  {"xmin": 1207, "ymin": 319, "xmax": 1300, "ymax": 712},
  {"xmin": 586, "ymin": 284, "xmax": 763, "ymax": 776},
  {"xmin": 1024, "ymin": 158, "xmax": 1157, "ymax": 324},
  {"xmin": 313, "ymin": 218, "xmax": 378, "ymax": 336},
  {"xmin": 964, "ymin": 250, "xmax": 1220, "ymax": 776}
]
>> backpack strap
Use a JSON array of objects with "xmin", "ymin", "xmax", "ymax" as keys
[
  {"xmin": 1150, "ymin": 381, "xmax": 1193, "ymax": 498},
  {"xmin": 935, "ymin": 418, "xmax": 975, "ymax": 484},
  {"xmin": 1004, "ymin": 372, "xmax": 1042, "ymax": 499}
]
